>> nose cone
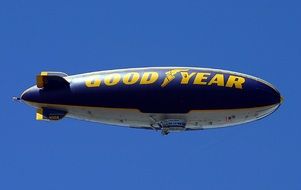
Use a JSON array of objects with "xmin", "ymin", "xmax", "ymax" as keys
[
  {"xmin": 270, "ymin": 87, "xmax": 282, "ymax": 106},
  {"xmin": 280, "ymin": 96, "xmax": 284, "ymax": 104},
  {"xmin": 257, "ymin": 80, "xmax": 283, "ymax": 107},
  {"xmin": 21, "ymin": 86, "xmax": 40, "ymax": 103}
]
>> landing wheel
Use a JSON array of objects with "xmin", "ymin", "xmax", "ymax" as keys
[{"xmin": 161, "ymin": 128, "xmax": 169, "ymax": 136}]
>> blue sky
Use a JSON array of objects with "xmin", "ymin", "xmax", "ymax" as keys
[{"xmin": 0, "ymin": 0, "xmax": 300, "ymax": 189}]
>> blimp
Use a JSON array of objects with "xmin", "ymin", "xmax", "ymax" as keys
[{"xmin": 16, "ymin": 67, "xmax": 283, "ymax": 135}]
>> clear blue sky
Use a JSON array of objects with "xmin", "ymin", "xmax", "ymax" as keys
[{"xmin": 0, "ymin": 0, "xmax": 300, "ymax": 189}]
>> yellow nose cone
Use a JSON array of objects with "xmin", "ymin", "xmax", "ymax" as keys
[{"xmin": 280, "ymin": 96, "xmax": 284, "ymax": 104}]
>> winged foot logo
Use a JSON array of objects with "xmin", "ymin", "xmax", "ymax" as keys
[{"xmin": 161, "ymin": 69, "xmax": 189, "ymax": 87}]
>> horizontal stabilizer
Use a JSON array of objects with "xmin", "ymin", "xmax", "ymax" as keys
[
  {"xmin": 36, "ymin": 107, "xmax": 67, "ymax": 121},
  {"xmin": 36, "ymin": 71, "xmax": 69, "ymax": 89}
]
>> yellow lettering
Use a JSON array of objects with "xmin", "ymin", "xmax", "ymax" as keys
[
  {"xmin": 123, "ymin": 72, "xmax": 140, "ymax": 85},
  {"xmin": 226, "ymin": 75, "xmax": 245, "ymax": 89},
  {"xmin": 180, "ymin": 72, "xmax": 196, "ymax": 84},
  {"xmin": 140, "ymin": 72, "xmax": 159, "ymax": 84},
  {"xmin": 104, "ymin": 73, "xmax": 121, "ymax": 86},
  {"xmin": 193, "ymin": 72, "xmax": 211, "ymax": 85},
  {"xmin": 208, "ymin": 74, "xmax": 225, "ymax": 86},
  {"xmin": 85, "ymin": 75, "xmax": 101, "ymax": 87}
]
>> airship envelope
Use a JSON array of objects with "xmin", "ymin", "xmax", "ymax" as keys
[{"xmin": 18, "ymin": 67, "xmax": 283, "ymax": 135}]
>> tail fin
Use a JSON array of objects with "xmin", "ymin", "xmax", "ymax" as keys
[
  {"xmin": 36, "ymin": 107, "xmax": 67, "ymax": 121},
  {"xmin": 36, "ymin": 71, "xmax": 69, "ymax": 89}
]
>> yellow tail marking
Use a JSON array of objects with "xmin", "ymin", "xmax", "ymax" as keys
[
  {"xmin": 36, "ymin": 108, "xmax": 44, "ymax": 120},
  {"xmin": 40, "ymin": 72, "xmax": 48, "ymax": 76}
]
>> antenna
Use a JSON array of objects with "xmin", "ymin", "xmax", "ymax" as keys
[{"xmin": 12, "ymin": 97, "xmax": 21, "ymax": 102}]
